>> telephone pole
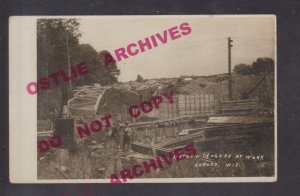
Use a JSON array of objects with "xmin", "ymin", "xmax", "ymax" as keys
[
  {"xmin": 228, "ymin": 37, "xmax": 233, "ymax": 100},
  {"xmin": 66, "ymin": 32, "xmax": 72, "ymax": 90}
]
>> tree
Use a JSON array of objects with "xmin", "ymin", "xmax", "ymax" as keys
[
  {"xmin": 71, "ymin": 47, "xmax": 120, "ymax": 85},
  {"xmin": 37, "ymin": 19, "xmax": 121, "ymax": 119},
  {"xmin": 71, "ymin": 44, "xmax": 100, "ymax": 85},
  {"xmin": 252, "ymin": 57, "xmax": 274, "ymax": 74},
  {"xmin": 98, "ymin": 50, "xmax": 120, "ymax": 85},
  {"xmin": 233, "ymin": 58, "xmax": 274, "ymax": 75},
  {"xmin": 136, "ymin": 74, "xmax": 144, "ymax": 82},
  {"xmin": 233, "ymin": 63, "xmax": 252, "ymax": 75},
  {"xmin": 37, "ymin": 18, "xmax": 81, "ymax": 83},
  {"xmin": 37, "ymin": 18, "xmax": 81, "ymax": 118}
]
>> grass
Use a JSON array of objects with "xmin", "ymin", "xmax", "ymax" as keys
[{"xmin": 39, "ymin": 126, "xmax": 274, "ymax": 179}]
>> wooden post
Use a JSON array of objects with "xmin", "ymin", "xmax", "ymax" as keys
[
  {"xmin": 194, "ymin": 94, "xmax": 197, "ymax": 115},
  {"xmin": 167, "ymin": 101, "xmax": 170, "ymax": 119},
  {"xmin": 208, "ymin": 94, "xmax": 211, "ymax": 114},
  {"xmin": 189, "ymin": 95, "xmax": 192, "ymax": 116},
  {"xmin": 185, "ymin": 94, "xmax": 187, "ymax": 116},
  {"xmin": 200, "ymin": 94, "xmax": 202, "ymax": 114},
  {"xmin": 176, "ymin": 95, "xmax": 179, "ymax": 118},
  {"xmin": 151, "ymin": 139, "xmax": 157, "ymax": 157}
]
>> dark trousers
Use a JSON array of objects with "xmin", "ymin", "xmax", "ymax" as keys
[{"xmin": 123, "ymin": 135, "xmax": 130, "ymax": 149}]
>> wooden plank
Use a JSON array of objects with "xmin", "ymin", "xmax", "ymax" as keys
[
  {"xmin": 195, "ymin": 134, "xmax": 251, "ymax": 143},
  {"xmin": 125, "ymin": 153, "xmax": 154, "ymax": 160},
  {"xmin": 37, "ymin": 131, "xmax": 53, "ymax": 137},
  {"xmin": 208, "ymin": 116, "xmax": 273, "ymax": 124},
  {"xmin": 220, "ymin": 100, "xmax": 259, "ymax": 104},
  {"xmin": 131, "ymin": 141, "xmax": 172, "ymax": 155},
  {"xmin": 220, "ymin": 108, "xmax": 258, "ymax": 112},
  {"xmin": 151, "ymin": 139, "xmax": 157, "ymax": 157}
]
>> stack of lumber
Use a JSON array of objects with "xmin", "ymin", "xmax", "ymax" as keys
[
  {"xmin": 218, "ymin": 99, "xmax": 261, "ymax": 114},
  {"xmin": 207, "ymin": 116, "xmax": 273, "ymax": 125}
]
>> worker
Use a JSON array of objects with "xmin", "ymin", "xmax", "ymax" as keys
[
  {"xmin": 111, "ymin": 122, "xmax": 122, "ymax": 149},
  {"xmin": 189, "ymin": 118, "xmax": 197, "ymax": 128},
  {"xmin": 122, "ymin": 122, "xmax": 132, "ymax": 151}
]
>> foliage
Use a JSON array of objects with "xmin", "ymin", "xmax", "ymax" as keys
[
  {"xmin": 37, "ymin": 19, "xmax": 120, "ymax": 118},
  {"xmin": 233, "ymin": 58, "xmax": 274, "ymax": 75},
  {"xmin": 251, "ymin": 57, "xmax": 274, "ymax": 74},
  {"xmin": 71, "ymin": 44, "xmax": 101, "ymax": 85},
  {"xmin": 233, "ymin": 64, "xmax": 252, "ymax": 75},
  {"xmin": 37, "ymin": 19, "xmax": 120, "ymax": 87},
  {"xmin": 37, "ymin": 19, "xmax": 81, "ymax": 78},
  {"xmin": 98, "ymin": 50, "xmax": 120, "ymax": 85}
]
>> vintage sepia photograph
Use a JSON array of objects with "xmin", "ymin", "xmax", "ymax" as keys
[{"xmin": 10, "ymin": 15, "xmax": 276, "ymax": 183}]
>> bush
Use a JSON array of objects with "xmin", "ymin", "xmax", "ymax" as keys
[
  {"xmin": 233, "ymin": 58, "xmax": 274, "ymax": 75},
  {"xmin": 233, "ymin": 64, "xmax": 252, "ymax": 75},
  {"xmin": 252, "ymin": 57, "xmax": 274, "ymax": 74}
]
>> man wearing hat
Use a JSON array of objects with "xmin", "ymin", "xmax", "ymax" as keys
[{"xmin": 122, "ymin": 122, "xmax": 132, "ymax": 151}]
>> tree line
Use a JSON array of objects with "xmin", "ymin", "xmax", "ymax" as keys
[
  {"xmin": 37, "ymin": 19, "xmax": 120, "ymax": 119},
  {"xmin": 233, "ymin": 57, "xmax": 274, "ymax": 75},
  {"xmin": 37, "ymin": 18, "xmax": 120, "ymax": 88}
]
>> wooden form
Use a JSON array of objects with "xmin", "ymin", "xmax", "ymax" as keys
[
  {"xmin": 146, "ymin": 93, "xmax": 216, "ymax": 120},
  {"xmin": 130, "ymin": 121, "xmax": 273, "ymax": 155},
  {"xmin": 218, "ymin": 99, "xmax": 261, "ymax": 114}
]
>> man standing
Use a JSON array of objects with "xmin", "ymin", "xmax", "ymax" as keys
[
  {"xmin": 111, "ymin": 122, "xmax": 122, "ymax": 149},
  {"xmin": 122, "ymin": 122, "xmax": 132, "ymax": 151}
]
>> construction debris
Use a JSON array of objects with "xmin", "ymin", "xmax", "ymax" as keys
[{"xmin": 38, "ymin": 73, "xmax": 275, "ymax": 179}]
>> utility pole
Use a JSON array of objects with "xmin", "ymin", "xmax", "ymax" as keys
[
  {"xmin": 58, "ymin": 25, "xmax": 72, "ymax": 90},
  {"xmin": 228, "ymin": 37, "xmax": 233, "ymax": 100},
  {"xmin": 66, "ymin": 33, "xmax": 72, "ymax": 90}
]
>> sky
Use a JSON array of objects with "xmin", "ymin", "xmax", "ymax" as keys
[{"xmin": 78, "ymin": 16, "xmax": 275, "ymax": 82}]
